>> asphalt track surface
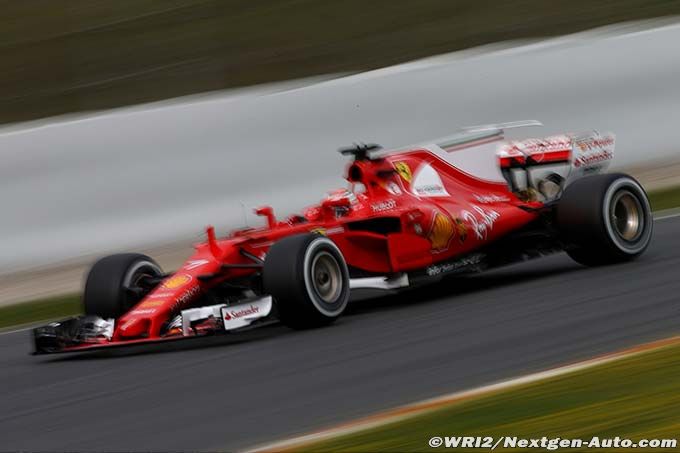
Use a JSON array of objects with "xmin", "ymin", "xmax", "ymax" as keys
[{"xmin": 0, "ymin": 216, "xmax": 679, "ymax": 451}]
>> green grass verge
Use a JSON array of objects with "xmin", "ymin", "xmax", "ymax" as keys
[
  {"xmin": 648, "ymin": 185, "xmax": 680, "ymax": 212},
  {"xmin": 301, "ymin": 342, "xmax": 680, "ymax": 452},
  {"xmin": 0, "ymin": 294, "xmax": 80, "ymax": 330},
  {"xmin": 2, "ymin": 1, "xmax": 680, "ymax": 124}
]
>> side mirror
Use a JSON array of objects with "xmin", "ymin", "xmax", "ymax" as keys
[{"xmin": 254, "ymin": 206, "xmax": 277, "ymax": 228}]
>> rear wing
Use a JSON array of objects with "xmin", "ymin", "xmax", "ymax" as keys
[
  {"xmin": 434, "ymin": 120, "xmax": 543, "ymax": 153},
  {"xmin": 339, "ymin": 120, "xmax": 543, "ymax": 160},
  {"xmin": 497, "ymin": 130, "xmax": 616, "ymax": 198}
]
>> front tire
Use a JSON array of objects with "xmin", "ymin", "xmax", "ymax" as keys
[
  {"xmin": 83, "ymin": 253, "xmax": 163, "ymax": 318},
  {"xmin": 557, "ymin": 173, "xmax": 653, "ymax": 266},
  {"xmin": 263, "ymin": 234, "xmax": 350, "ymax": 329}
]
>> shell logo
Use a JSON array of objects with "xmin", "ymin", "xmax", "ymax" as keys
[
  {"xmin": 394, "ymin": 162, "xmax": 412, "ymax": 183},
  {"xmin": 429, "ymin": 212, "xmax": 455, "ymax": 251},
  {"xmin": 162, "ymin": 274, "xmax": 192, "ymax": 289}
]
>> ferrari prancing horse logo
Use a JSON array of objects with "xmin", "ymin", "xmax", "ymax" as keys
[{"xmin": 394, "ymin": 162, "xmax": 412, "ymax": 183}]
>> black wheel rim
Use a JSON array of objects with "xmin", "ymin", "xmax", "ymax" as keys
[
  {"xmin": 122, "ymin": 263, "xmax": 162, "ymax": 311},
  {"xmin": 310, "ymin": 251, "xmax": 342, "ymax": 304},
  {"xmin": 610, "ymin": 189, "xmax": 644, "ymax": 243}
]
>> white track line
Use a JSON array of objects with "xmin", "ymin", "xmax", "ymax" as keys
[
  {"xmin": 246, "ymin": 335, "xmax": 680, "ymax": 452},
  {"xmin": 654, "ymin": 209, "xmax": 680, "ymax": 221},
  {"xmin": 0, "ymin": 317, "xmax": 79, "ymax": 336},
  {"xmin": 0, "ymin": 326, "xmax": 34, "ymax": 336}
]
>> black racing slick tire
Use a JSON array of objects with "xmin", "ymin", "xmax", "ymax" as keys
[
  {"xmin": 557, "ymin": 173, "xmax": 653, "ymax": 266},
  {"xmin": 83, "ymin": 253, "xmax": 163, "ymax": 319},
  {"xmin": 263, "ymin": 234, "xmax": 350, "ymax": 329}
]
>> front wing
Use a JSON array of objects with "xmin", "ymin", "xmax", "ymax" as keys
[{"xmin": 32, "ymin": 296, "xmax": 274, "ymax": 354}]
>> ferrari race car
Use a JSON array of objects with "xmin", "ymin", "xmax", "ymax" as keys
[{"xmin": 33, "ymin": 121, "xmax": 653, "ymax": 354}]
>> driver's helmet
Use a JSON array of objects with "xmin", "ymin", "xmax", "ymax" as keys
[{"xmin": 326, "ymin": 188, "xmax": 358, "ymax": 205}]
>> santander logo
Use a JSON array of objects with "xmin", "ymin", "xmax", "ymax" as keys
[{"xmin": 224, "ymin": 305, "xmax": 260, "ymax": 321}]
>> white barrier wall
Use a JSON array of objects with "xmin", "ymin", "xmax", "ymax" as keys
[{"xmin": 1, "ymin": 22, "xmax": 679, "ymax": 274}]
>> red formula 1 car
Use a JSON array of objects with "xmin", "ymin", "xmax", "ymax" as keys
[{"xmin": 33, "ymin": 121, "xmax": 653, "ymax": 353}]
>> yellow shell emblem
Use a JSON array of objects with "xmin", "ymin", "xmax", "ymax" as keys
[
  {"xmin": 394, "ymin": 162, "xmax": 412, "ymax": 183},
  {"xmin": 429, "ymin": 212, "xmax": 454, "ymax": 251}
]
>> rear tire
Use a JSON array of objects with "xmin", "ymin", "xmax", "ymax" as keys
[
  {"xmin": 263, "ymin": 234, "xmax": 350, "ymax": 329},
  {"xmin": 83, "ymin": 253, "xmax": 163, "ymax": 318},
  {"xmin": 557, "ymin": 173, "xmax": 653, "ymax": 266}
]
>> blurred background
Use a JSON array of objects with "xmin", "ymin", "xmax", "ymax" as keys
[
  {"xmin": 1, "ymin": 2, "xmax": 680, "ymax": 451},
  {"xmin": 2, "ymin": 0, "xmax": 680, "ymax": 123},
  {"xmin": 2, "ymin": 0, "xmax": 680, "ymax": 302}
]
